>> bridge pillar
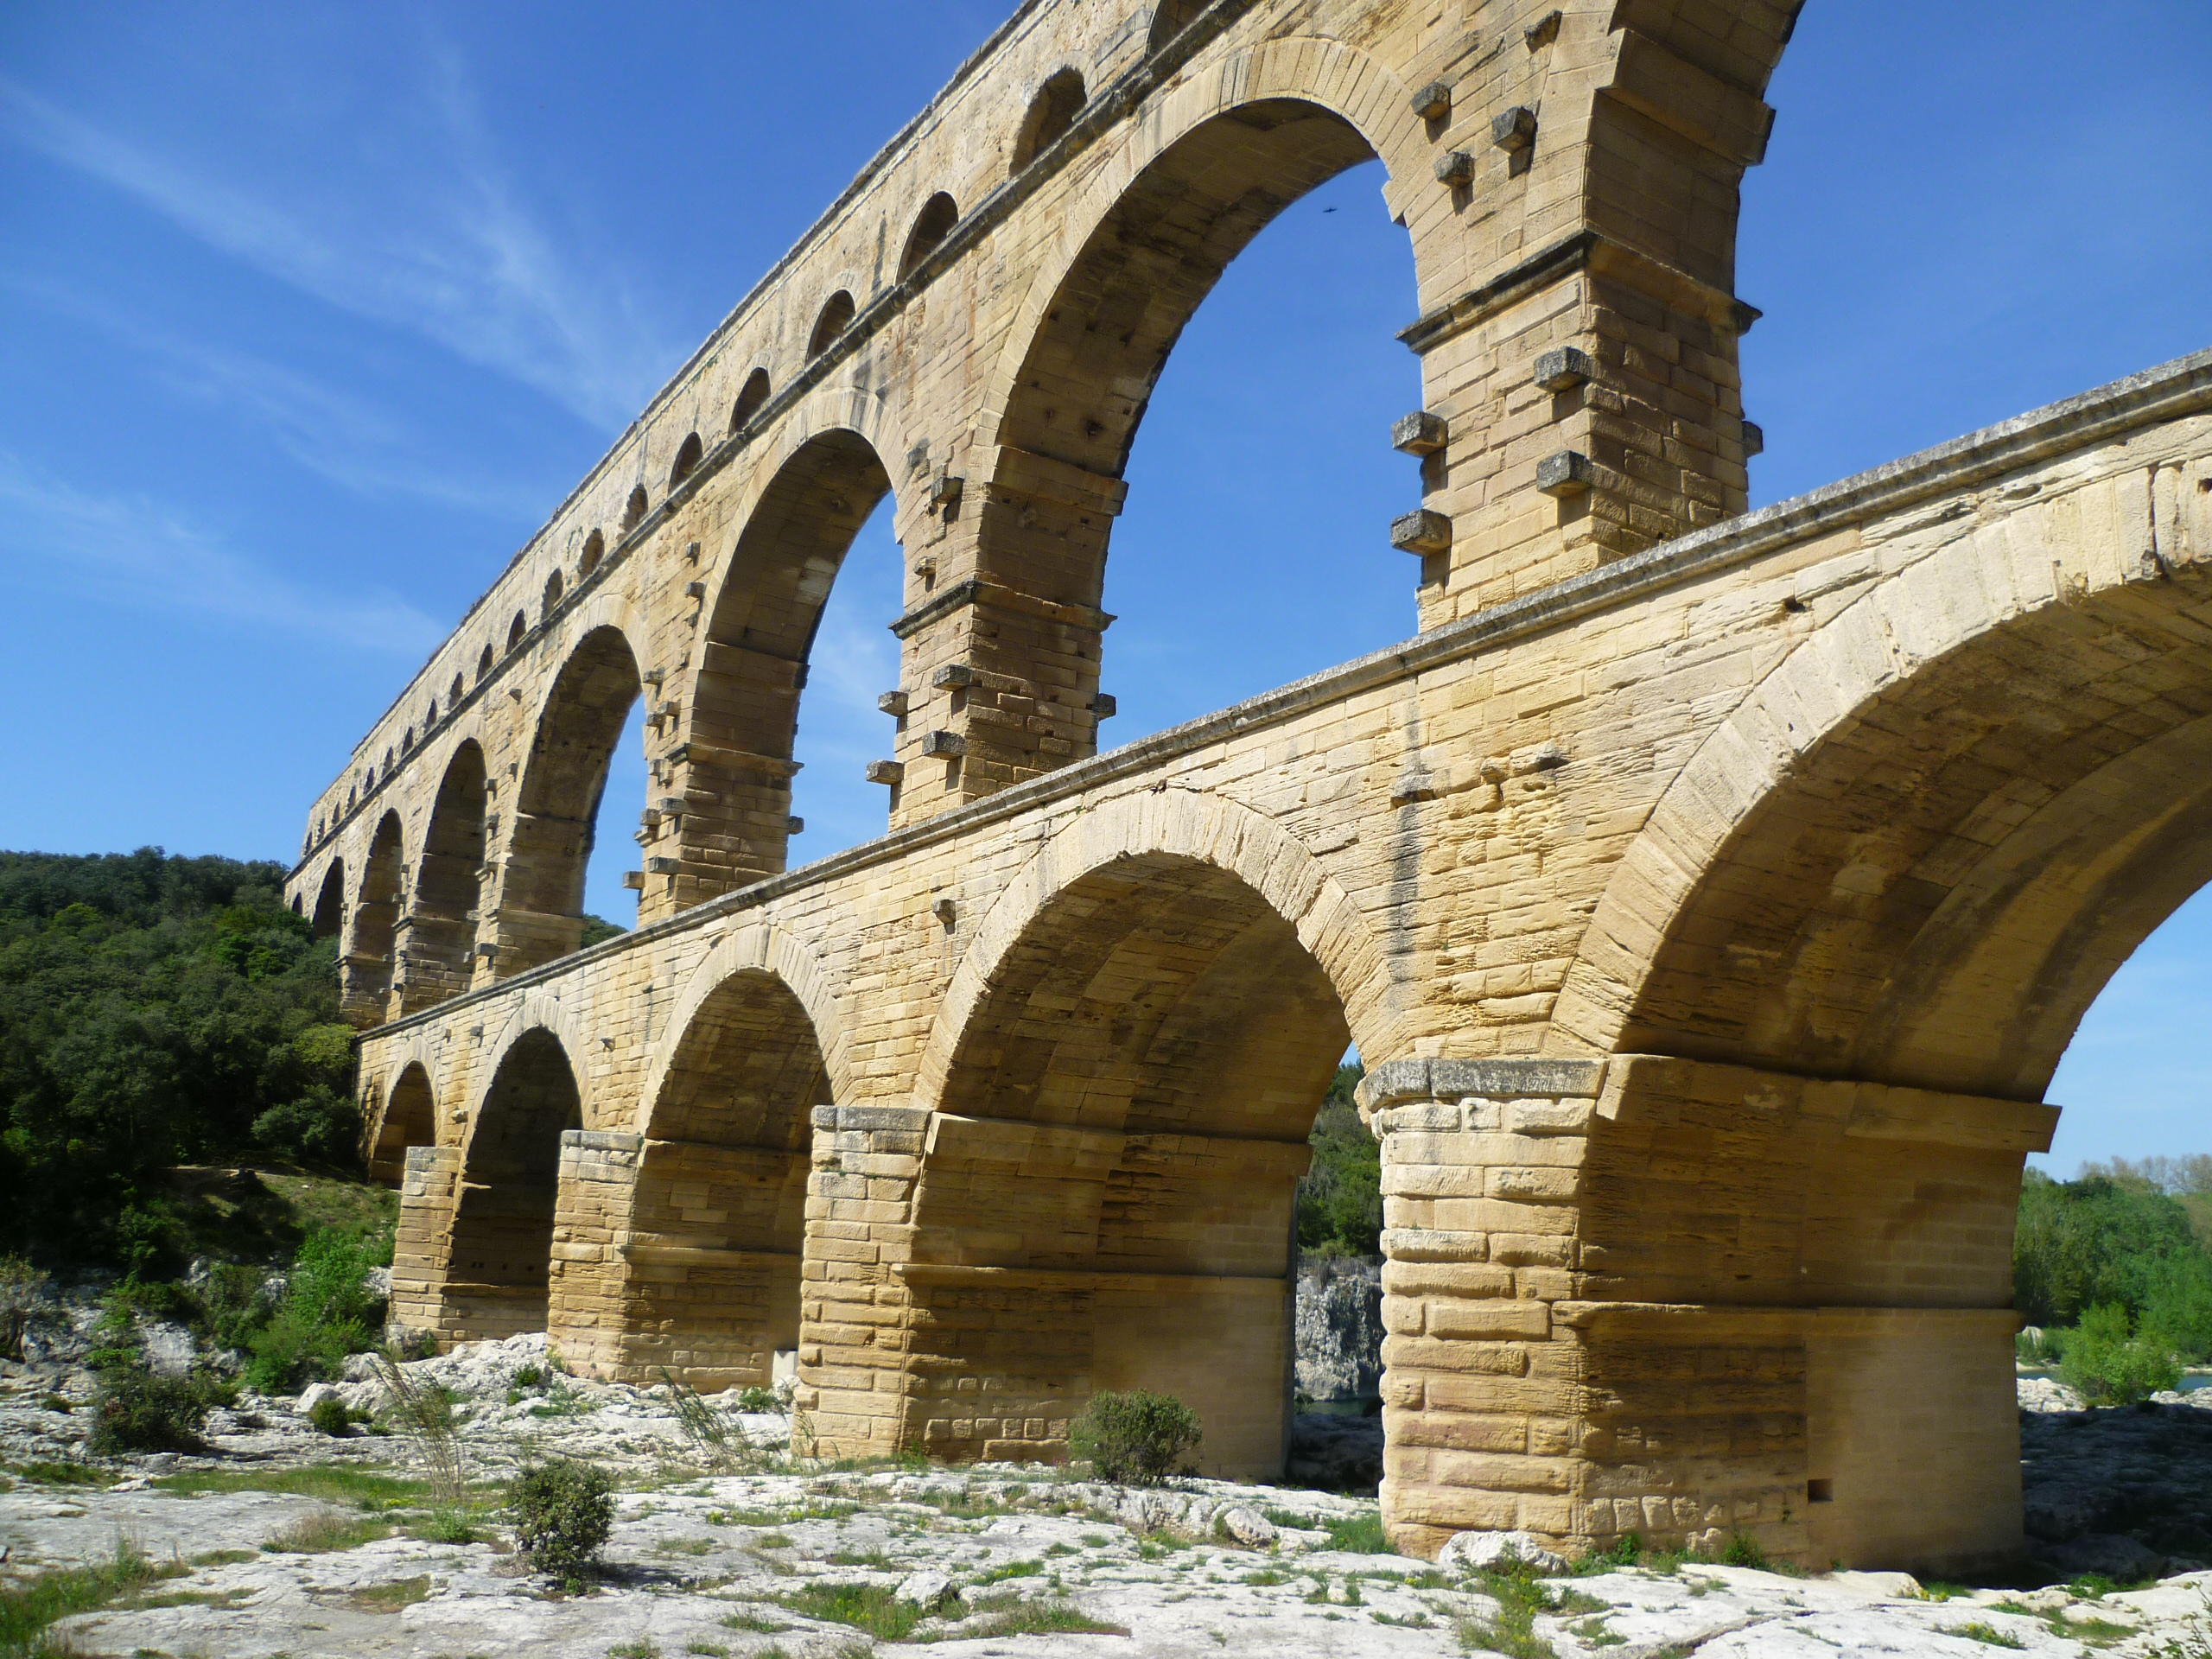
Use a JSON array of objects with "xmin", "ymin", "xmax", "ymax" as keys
[
  {"xmin": 389, "ymin": 1143, "xmax": 461, "ymax": 1344},
  {"xmin": 1363, "ymin": 1056, "xmax": 2051, "ymax": 1574},
  {"xmin": 797, "ymin": 1103, "xmax": 931, "ymax": 1459},
  {"xmin": 545, "ymin": 1130, "xmax": 644, "ymax": 1377}
]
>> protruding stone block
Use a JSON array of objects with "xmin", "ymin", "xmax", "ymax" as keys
[
  {"xmin": 1393, "ymin": 410, "xmax": 1449, "ymax": 454},
  {"xmin": 1532, "ymin": 347, "xmax": 1594, "ymax": 392},
  {"xmin": 1391, "ymin": 509, "xmax": 1452, "ymax": 556},
  {"xmin": 1409, "ymin": 80, "xmax": 1452, "ymax": 121},
  {"xmin": 1491, "ymin": 106, "xmax": 1537, "ymax": 152},
  {"xmin": 1433, "ymin": 150, "xmax": 1474, "ymax": 186},
  {"xmin": 1535, "ymin": 451, "xmax": 1593, "ymax": 498},
  {"xmin": 920, "ymin": 730, "xmax": 965, "ymax": 758},
  {"xmin": 878, "ymin": 690, "xmax": 911, "ymax": 717},
  {"xmin": 865, "ymin": 760, "xmax": 906, "ymax": 785},
  {"xmin": 931, "ymin": 664, "xmax": 975, "ymax": 690}
]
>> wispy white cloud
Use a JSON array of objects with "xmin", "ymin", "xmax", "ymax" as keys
[
  {"xmin": 0, "ymin": 451, "xmax": 444, "ymax": 652},
  {"xmin": 3, "ymin": 276, "xmax": 545, "ymax": 517},
  {"xmin": 0, "ymin": 64, "xmax": 680, "ymax": 429}
]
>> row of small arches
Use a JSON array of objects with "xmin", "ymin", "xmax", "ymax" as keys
[{"xmin": 312, "ymin": 9, "xmax": 1208, "ymax": 845}]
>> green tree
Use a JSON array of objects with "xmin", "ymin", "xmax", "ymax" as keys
[
  {"xmin": 1297, "ymin": 1063, "xmax": 1380, "ymax": 1257},
  {"xmin": 2015, "ymin": 1167, "xmax": 2212, "ymax": 1364},
  {"xmin": 0, "ymin": 849, "xmax": 357, "ymax": 1264}
]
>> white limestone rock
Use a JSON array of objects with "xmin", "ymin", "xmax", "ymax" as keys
[
  {"xmin": 895, "ymin": 1567, "xmax": 954, "ymax": 1606},
  {"xmin": 1437, "ymin": 1529, "xmax": 1567, "ymax": 1573},
  {"xmin": 1216, "ymin": 1504, "xmax": 1277, "ymax": 1548},
  {"xmin": 293, "ymin": 1382, "xmax": 341, "ymax": 1417}
]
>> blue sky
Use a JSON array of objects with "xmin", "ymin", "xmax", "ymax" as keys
[{"xmin": 0, "ymin": 2, "xmax": 2206, "ymax": 1171}]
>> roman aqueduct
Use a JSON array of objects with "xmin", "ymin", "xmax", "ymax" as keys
[{"xmin": 285, "ymin": 0, "xmax": 2212, "ymax": 1571}]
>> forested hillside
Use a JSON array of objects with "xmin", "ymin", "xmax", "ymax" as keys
[{"xmin": 0, "ymin": 849, "xmax": 359, "ymax": 1268}]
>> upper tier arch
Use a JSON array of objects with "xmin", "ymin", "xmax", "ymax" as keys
[{"xmin": 291, "ymin": 0, "xmax": 1805, "ymax": 1009}]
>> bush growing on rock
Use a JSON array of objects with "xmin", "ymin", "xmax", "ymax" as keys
[
  {"xmin": 245, "ymin": 1226, "xmax": 388, "ymax": 1392},
  {"xmin": 510, "ymin": 1459, "xmax": 614, "ymax": 1587},
  {"xmin": 1068, "ymin": 1389, "xmax": 1202, "ymax": 1485},
  {"xmin": 88, "ymin": 1362, "xmax": 211, "ymax": 1453},
  {"xmin": 306, "ymin": 1394, "xmax": 355, "ymax": 1436},
  {"xmin": 2058, "ymin": 1303, "xmax": 2183, "ymax": 1406}
]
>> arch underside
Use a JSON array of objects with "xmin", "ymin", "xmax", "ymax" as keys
[
  {"xmin": 446, "ymin": 1029, "xmax": 581, "ymax": 1342},
  {"xmin": 666, "ymin": 431, "xmax": 893, "ymax": 900},
  {"xmin": 504, "ymin": 626, "xmax": 640, "ymax": 974},
  {"xmin": 400, "ymin": 741, "xmax": 486, "ymax": 1013},
  {"xmin": 310, "ymin": 860, "xmax": 345, "ymax": 939},
  {"xmin": 603, "ymin": 970, "xmax": 826, "ymax": 1388},
  {"xmin": 372, "ymin": 1062, "xmax": 435, "ymax": 1186},
  {"xmin": 343, "ymin": 816, "xmax": 404, "ymax": 1027},
  {"xmin": 1606, "ymin": 567, "xmax": 2212, "ymax": 1103},
  {"xmin": 911, "ymin": 853, "xmax": 1350, "ymax": 1476}
]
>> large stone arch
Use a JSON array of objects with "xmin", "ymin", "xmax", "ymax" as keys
[
  {"xmin": 938, "ymin": 38, "xmax": 1426, "ymax": 798},
  {"xmin": 639, "ymin": 921, "xmax": 849, "ymax": 1122},
  {"xmin": 397, "ymin": 739, "xmax": 487, "ymax": 1014},
  {"xmin": 916, "ymin": 790, "xmax": 1395, "ymax": 1111},
  {"xmin": 435, "ymin": 1022, "xmax": 583, "ymax": 1344},
  {"xmin": 976, "ymin": 36, "xmax": 1427, "ymax": 450},
  {"xmin": 496, "ymin": 620, "xmax": 648, "ymax": 976},
  {"xmin": 1417, "ymin": 456, "xmax": 2212, "ymax": 1571},
  {"xmin": 341, "ymin": 811, "xmax": 406, "ymax": 1027},
  {"xmin": 644, "ymin": 420, "xmax": 908, "ymax": 912},
  {"xmin": 888, "ymin": 791, "xmax": 1389, "ymax": 1477},
  {"xmin": 1549, "ymin": 461, "xmax": 2212, "ymax": 1096},
  {"xmin": 552, "ymin": 928, "xmax": 842, "ymax": 1387},
  {"xmin": 369, "ymin": 1060, "xmax": 438, "ymax": 1186}
]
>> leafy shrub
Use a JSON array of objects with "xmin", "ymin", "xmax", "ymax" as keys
[
  {"xmin": 1722, "ymin": 1532, "xmax": 1768, "ymax": 1568},
  {"xmin": 307, "ymin": 1395, "xmax": 355, "ymax": 1436},
  {"xmin": 733, "ymin": 1384, "xmax": 780, "ymax": 1413},
  {"xmin": 87, "ymin": 1363, "xmax": 211, "ymax": 1453},
  {"xmin": 1067, "ymin": 1389, "xmax": 1202, "ymax": 1486},
  {"xmin": 199, "ymin": 1262, "xmax": 276, "ymax": 1354},
  {"xmin": 244, "ymin": 1227, "xmax": 388, "ymax": 1392},
  {"xmin": 510, "ymin": 1459, "xmax": 615, "ymax": 1587},
  {"xmin": 251, "ymin": 1083, "xmax": 362, "ymax": 1166},
  {"xmin": 2058, "ymin": 1303, "xmax": 2182, "ymax": 1406}
]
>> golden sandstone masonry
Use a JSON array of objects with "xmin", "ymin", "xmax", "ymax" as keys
[{"xmin": 286, "ymin": 0, "xmax": 2212, "ymax": 1573}]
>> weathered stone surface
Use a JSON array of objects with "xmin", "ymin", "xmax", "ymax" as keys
[{"xmin": 1294, "ymin": 1262, "xmax": 1383, "ymax": 1403}]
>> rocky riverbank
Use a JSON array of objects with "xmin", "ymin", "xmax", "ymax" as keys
[
  {"xmin": 3, "ymin": 1331, "xmax": 2211, "ymax": 1655},
  {"xmin": 8, "ymin": 1273, "xmax": 2212, "ymax": 1657}
]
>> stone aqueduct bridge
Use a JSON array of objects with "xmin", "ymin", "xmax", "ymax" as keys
[{"xmin": 284, "ymin": 0, "xmax": 2212, "ymax": 1572}]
